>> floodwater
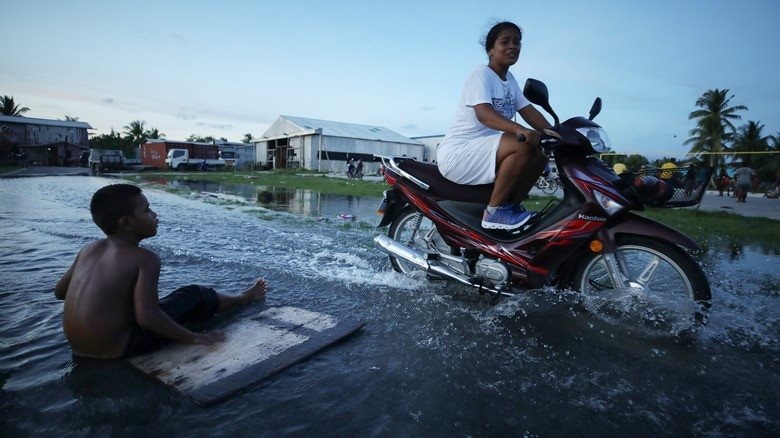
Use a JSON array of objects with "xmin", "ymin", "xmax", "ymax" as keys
[{"xmin": 1, "ymin": 176, "xmax": 777, "ymax": 436}]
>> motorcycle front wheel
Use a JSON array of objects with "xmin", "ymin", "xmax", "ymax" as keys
[
  {"xmin": 567, "ymin": 235, "xmax": 711, "ymax": 332},
  {"xmin": 387, "ymin": 207, "xmax": 448, "ymax": 274}
]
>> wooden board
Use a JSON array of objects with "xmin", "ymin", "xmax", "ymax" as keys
[{"xmin": 128, "ymin": 306, "xmax": 364, "ymax": 406}]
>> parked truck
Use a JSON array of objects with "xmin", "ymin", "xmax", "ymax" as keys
[
  {"xmin": 88, "ymin": 149, "xmax": 125, "ymax": 172},
  {"xmin": 165, "ymin": 143, "xmax": 225, "ymax": 171}
]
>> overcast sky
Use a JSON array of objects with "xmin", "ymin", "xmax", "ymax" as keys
[{"xmin": 3, "ymin": 0, "xmax": 778, "ymax": 159}]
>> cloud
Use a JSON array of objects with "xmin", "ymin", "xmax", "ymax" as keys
[
  {"xmin": 420, "ymin": 105, "xmax": 435, "ymax": 112},
  {"xmin": 101, "ymin": 97, "xmax": 114, "ymax": 104},
  {"xmin": 196, "ymin": 122, "xmax": 234, "ymax": 130},
  {"xmin": 177, "ymin": 113, "xmax": 196, "ymax": 120},
  {"xmin": 401, "ymin": 124, "xmax": 418, "ymax": 131}
]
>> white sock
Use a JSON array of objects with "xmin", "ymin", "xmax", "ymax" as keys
[{"xmin": 486, "ymin": 205, "xmax": 498, "ymax": 214}]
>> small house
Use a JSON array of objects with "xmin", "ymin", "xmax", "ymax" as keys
[{"xmin": 0, "ymin": 115, "xmax": 92, "ymax": 166}]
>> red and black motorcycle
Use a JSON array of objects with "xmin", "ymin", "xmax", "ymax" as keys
[{"xmin": 374, "ymin": 79, "xmax": 712, "ymax": 330}]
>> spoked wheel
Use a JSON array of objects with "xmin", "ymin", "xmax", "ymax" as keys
[
  {"xmin": 540, "ymin": 178, "xmax": 558, "ymax": 195},
  {"xmin": 568, "ymin": 235, "xmax": 711, "ymax": 333},
  {"xmin": 387, "ymin": 207, "xmax": 448, "ymax": 274}
]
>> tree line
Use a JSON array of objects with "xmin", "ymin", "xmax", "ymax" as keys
[{"xmin": 602, "ymin": 89, "xmax": 779, "ymax": 182}]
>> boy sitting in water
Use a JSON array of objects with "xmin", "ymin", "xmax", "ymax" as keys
[{"xmin": 55, "ymin": 183, "xmax": 267, "ymax": 359}]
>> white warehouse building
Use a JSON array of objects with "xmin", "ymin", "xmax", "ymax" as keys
[{"xmin": 255, "ymin": 115, "xmax": 424, "ymax": 174}]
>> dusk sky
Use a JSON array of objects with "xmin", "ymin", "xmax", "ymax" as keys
[{"xmin": 3, "ymin": 0, "xmax": 778, "ymax": 159}]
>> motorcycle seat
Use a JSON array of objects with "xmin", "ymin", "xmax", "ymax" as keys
[{"xmin": 397, "ymin": 160, "xmax": 493, "ymax": 204}]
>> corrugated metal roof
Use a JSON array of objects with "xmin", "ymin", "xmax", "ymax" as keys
[
  {"xmin": 274, "ymin": 115, "xmax": 421, "ymax": 145},
  {"xmin": 0, "ymin": 115, "xmax": 93, "ymax": 129}
]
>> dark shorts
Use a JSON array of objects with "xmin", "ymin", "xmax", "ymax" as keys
[{"xmin": 121, "ymin": 285, "xmax": 220, "ymax": 358}]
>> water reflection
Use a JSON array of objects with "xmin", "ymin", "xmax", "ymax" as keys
[{"xmin": 171, "ymin": 179, "xmax": 379, "ymax": 224}]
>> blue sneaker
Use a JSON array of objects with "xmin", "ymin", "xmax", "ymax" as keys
[{"xmin": 481, "ymin": 204, "xmax": 535, "ymax": 230}]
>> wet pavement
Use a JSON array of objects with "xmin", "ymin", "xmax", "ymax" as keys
[{"xmin": 3, "ymin": 166, "xmax": 778, "ymax": 220}]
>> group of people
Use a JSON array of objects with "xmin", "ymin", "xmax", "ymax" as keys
[{"xmin": 347, "ymin": 158, "xmax": 364, "ymax": 179}]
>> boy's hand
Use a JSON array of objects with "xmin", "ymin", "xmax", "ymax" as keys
[{"xmin": 192, "ymin": 331, "xmax": 226, "ymax": 345}]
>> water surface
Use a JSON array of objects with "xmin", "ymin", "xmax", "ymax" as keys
[{"xmin": 1, "ymin": 176, "xmax": 777, "ymax": 436}]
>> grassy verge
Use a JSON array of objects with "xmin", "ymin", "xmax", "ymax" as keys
[
  {"xmin": 127, "ymin": 170, "xmax": 779, "ymax": 249},
  {"xmin": 130, "ymin": 169, "xmax": 387, "ymax": 197},
  {"xmin": 638, "ymin": 208, "xmax": 779, "ymax": 249}
]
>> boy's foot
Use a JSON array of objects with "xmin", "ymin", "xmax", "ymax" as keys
[
  {"xmin": 481, "ymin": 204, "xmax": 535, "ymax": 230},
  {"xmin": 241, "ymin": 278, "xmax": 267, "ymax": 303}
]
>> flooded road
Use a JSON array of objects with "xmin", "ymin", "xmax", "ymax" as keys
[{"xmin": 1, "ymin": 176, "xmax": 777, "ymax": 436}]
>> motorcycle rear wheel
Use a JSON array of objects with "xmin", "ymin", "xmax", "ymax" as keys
[
  {"xmin": 387, "ymin": 207, "xmax": 448, "ymax": 274},
  {"xmin": 567, "ymin": 235, "xmax": 711, "ymax": 332}
]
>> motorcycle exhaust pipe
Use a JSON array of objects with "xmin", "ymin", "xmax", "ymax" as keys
[
  {"xmin": 374, "ymin": 234, "xmax": 430, "ymax": 270},
  {"xmin": 373, "ymin": 235, "xmax": 512, "ymax": 297}
]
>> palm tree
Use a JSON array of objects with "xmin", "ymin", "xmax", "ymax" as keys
[
  {"xmin": 123, "ymin": 120, "xmax": 147, "ymax": 147},
  {"xmin": 144, "ymin": 127, "xmax": 165, "ymax": 140},
  {"xmin": 0, "ymin": 95, "xmax": 30, "ymax": 116},
  {"xmin": 732, "ymin": 121, "xmax": 773, "ymax": 181},
  {"xmin": 731, "ymin": 121, "xmax": 769, "ymax": 164},
  {"xmin": 762, "ymin": 131, "xmax": 780, "ymax": 182},
  {"xmin": 62, "ymin": 115, "xmax": 79, "ymax": 121},
  {"xmin": 242, "ymin": 133, "xmax": 253, "ymax": 143},
  {"xmin": 684, "ymin": 89, "xmax": 747, "ymax": 167}
]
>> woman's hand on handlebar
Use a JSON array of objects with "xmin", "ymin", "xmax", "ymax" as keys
[{"xmin": 540, "ymin": 128, "xmax": 562, "ymax": 145}]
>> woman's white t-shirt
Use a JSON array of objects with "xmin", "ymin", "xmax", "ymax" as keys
[{"xmin": 437, "ymin": 65, "xmax": 530, "ymax": 185}]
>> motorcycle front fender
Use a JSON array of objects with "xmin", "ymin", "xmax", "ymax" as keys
[{"xmin": 602, "ymin": 212, "xmax": 699, "ymax": 251}]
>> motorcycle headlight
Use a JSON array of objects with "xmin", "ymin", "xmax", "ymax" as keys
[{"xmin": 576, "ymin": 127, "xmax": 612, "ymax": 153}]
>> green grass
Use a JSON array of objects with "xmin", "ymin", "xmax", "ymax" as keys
[
  {"xmin": 638, "ymin": 207, "xmax": 779, "ymax": 250},
  {"xmin": 126, "ymin": 169, "xmax": 779, "ymax": 250},
  {"xmin": 130, "ymin": 169, "xmax": 387, "ymax": 197}
]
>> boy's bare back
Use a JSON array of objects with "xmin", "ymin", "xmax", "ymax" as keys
[
  {"xmin": 56, "ymin": 184, "xmax": 267, "ymax": 359},
  {"xmin": 57, "ymin": 238, "xmax": 160, "ymax": 358}
]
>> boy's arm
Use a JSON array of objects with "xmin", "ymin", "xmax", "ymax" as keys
[
  {"xmin": 55, "ymin": 252, "xmax": 80, "ymax": 300},
  {"xmin": 133, "ymin": 252, "xmax": 218, "ymax": 344}
]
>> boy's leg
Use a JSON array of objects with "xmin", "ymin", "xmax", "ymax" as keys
[
  {"xmin": 216, "ymin": 279, "xmax": 267, "ymax": 312},
  {"xmin": 160, "ymin": 279, "xmax": 267, "ymax": 320},
  {"xmin": 160, "ymin": 285, "xmax": 220, "ymax": 323}
]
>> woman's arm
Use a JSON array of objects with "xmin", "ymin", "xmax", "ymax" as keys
[
  {"xmin": 519, "ymin": 105, "xmax": 551, "ymax": 131},
  {"xmin": 473, "ymin": 103, "xmax": 534, "ymax": 138}
]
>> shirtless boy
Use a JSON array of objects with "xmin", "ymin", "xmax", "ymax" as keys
[{"xmin": 55, "ymin": 183, "xmax": 267, "ymax": 359}]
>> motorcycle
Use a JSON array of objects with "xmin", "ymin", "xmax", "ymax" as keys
[
  {"xmin": 534, "ymin": 173, "xmax": 560, "ymax": 195},
  {"xmin": 347, "ymin": 161, "xmax": 364, "ymax": 179},
  {"xmin": 373, "ymin": 79, "xmax": 712, "ymax": 332}
]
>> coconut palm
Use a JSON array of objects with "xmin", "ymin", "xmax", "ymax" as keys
[
  {"xmin": 731, "ymin": 121, "xmax": 773, "ymax": 181},
  {"xmin": 123, "ymin": 120, "xmax": 148, "ymax": 147},
  {"xmin": 0, "ymin": 95, "xmax": 30, "ymax": 116},
  {"xmin": 731, "ymin": 121, "xmax": 769, "ymax": 163},
  {"xmin": 685, "ymin": 89, "xmax": 747, "ymax": 167},
  {"xmin": 242, "ymin": 133, "xmax": 253, "ymax": 143},
  {"xmin": 144, "ymin": 127, "xmax": 165, "ymax": 140}
]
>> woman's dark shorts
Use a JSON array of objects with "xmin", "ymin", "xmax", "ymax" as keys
[{"xmin": 122, "ymin": 285, "xmax": 219, "ymax": 358}]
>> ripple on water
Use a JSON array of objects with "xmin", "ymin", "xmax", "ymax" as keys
[{"xmin": 0, "ymin": 176, "xmax": 777, "ymax": 435}]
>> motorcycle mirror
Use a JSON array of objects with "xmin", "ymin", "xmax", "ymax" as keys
[
  {"xmin": 589, "ymin": 97, "xmax": 602, "ymax": 120},
  {"xmin": 524, "ymin": 78, "xmax": 559, "ymax": 126}
]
